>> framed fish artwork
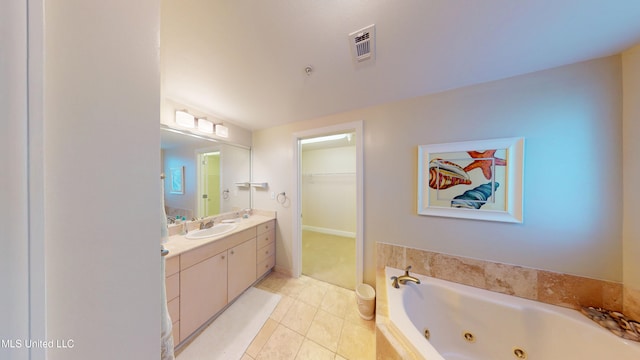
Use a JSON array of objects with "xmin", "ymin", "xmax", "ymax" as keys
[{"xmin": 417, "ymin": 137, "xmax": 524, "ymax": 223}]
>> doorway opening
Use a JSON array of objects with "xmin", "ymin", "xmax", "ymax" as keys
[
  {"xmin": 198, "ymin": 151, "xmax": 221, "ymax": 217},
  {"xmin": 301, "ymin": 132, "xmax": 356, "ymax": 289},
  {"xmin": 293, "ymin": 121, "xmax": 364, "ymax": 289}
]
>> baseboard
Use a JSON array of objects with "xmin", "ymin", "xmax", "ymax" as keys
[
  {"xmin": 274, "ymin": 265, "xmax": 292, "ymax": 277},
  {"xmin": 302, "ymin": 225, "xmax": 356, "ymax": 238}
]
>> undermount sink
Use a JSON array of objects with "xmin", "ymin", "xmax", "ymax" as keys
[{"xmin": 185, "ymin": 223, "xmax": 238, "ymax": 240}]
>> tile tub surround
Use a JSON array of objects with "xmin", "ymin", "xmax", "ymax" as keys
[
  {"xmin": 626, "ymin": 285, "xmax": 640, "ymax": 321},
  {"xmin": 376, "ymin": 242, "xmax": 637, "ymax": 316},
  {"xmin": 375, "ymin": 269, "xmax": 421, "ymax": 360},
  {"xmin": 374, "ymin": 244, "xmax": 640, "ymax": 359}
]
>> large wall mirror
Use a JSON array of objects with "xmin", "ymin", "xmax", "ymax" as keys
[{"xmin": 161, "ymin": 127, "xmax": 251, "ymax": 220}]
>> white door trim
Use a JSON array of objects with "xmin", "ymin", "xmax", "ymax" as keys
[{"xmin": 292, "ymin": 121, "xmax": 364, "ymax": 286}]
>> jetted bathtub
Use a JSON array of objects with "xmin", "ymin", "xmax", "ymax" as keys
[{"xmin": 385, "ymin": 267, "xmax": 640, "ymax": 360}]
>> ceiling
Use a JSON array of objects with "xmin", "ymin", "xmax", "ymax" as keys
[{"xmin": 161, "ymin": 1, "xmax": 640, "ymax": 131}]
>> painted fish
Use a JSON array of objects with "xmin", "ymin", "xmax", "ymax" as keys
[
  {"xmin": 429, "ymin": 158, "xmax": 472, "ymax": 190},
  {"xmin": 451, "ymin": 182, "xmax": 499, "ymax": 209}
]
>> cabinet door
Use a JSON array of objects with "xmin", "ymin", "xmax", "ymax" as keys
[
  {"xmin": 227, "ymin": 238, "xmax": 257, "ymax": 301},
  {"xmin": 180, "ymin": 251, "xmax": 228, "ymax": 342}
]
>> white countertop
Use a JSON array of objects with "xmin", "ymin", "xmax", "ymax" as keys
[{"xmin": 163, "ymin": 214, "xmax": 275, "ymax": 259}]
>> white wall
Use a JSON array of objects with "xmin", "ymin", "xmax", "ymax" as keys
[
  {"xmin": 253, "ymin": 55, "xmax": 624, "ymax": 285},
  {"xmin": 44, "ymin": 1, "xmax": 160, "ymax": 359},
  {"xmin": 622, "ymin": 45, "xmax": 640, "ymax": 290},
  {"xmin": 302, "ymin": 146, "xmax": 357, "ymax": 235},
  {"xmin": 0, "ymin": 2, "xmax": 30, "ymax": 359}
]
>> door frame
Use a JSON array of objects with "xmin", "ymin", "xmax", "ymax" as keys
[{"xmin": 292, "ymin": 120, "xmax": 364, "ymax": 286}]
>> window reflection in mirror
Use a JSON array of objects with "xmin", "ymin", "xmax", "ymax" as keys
[{"xmin": 161, "ymin": 128, "xmax": 251, "ymax": 221}]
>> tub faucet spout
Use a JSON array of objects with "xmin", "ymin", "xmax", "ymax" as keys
[{"xmin": 397, "ymin": 266, "xmax": 421, "ymax": 285}]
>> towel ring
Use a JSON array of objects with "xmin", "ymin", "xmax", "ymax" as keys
[{"xmin": 276, "ymin": 192, "xmax": 287, "ymax": 204}]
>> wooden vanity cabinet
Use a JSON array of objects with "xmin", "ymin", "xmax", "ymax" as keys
[
  {"xmin": 256, "ymin": 220, "xmax": 276, "ymax": 278},
  {"xmin": 179, "ymin": 251, "xmax": 227, "ymax": 342},
  {"xmin": 167, "ymin": 219, "xmax": 276, "ymax": 346},
  {"xmin": 228, "ymin": 238, "xmax": 257, "ymax": 301},
  {"xmin": 165, "ymin": 255, "xmax": 180, "ymax": 346}
]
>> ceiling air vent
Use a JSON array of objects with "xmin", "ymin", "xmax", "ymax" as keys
[{"xmin": 349, "ymin": 24, "xmax": 375, "ymax": 62}]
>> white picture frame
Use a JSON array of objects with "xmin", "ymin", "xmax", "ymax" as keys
[{"xmin": 417, "ymin": 137, "xmax": 524, "ymax": 223}]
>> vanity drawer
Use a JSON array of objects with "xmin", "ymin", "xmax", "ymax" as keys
[
  {"xmin": 172, "ymin": 321, "xmax": 180, "ymax": 345},
  {"xmin": 257, "ymin": 255, "xmax": 275, "ymax": 278},
  {"xmin": 166, "ymin": 272, "xmax": 180, "ymax": 301},
  {"xmin": 166, "ymin": 255, "xmax": 180, "ymax": 277},
  {"xmin": 257, "ymin": 241, "xmax": 276, "ymax": 263},
  {"xmin": 257, "ymin": 228, "xmax": 275, "ymax": 249},
  {"xmin": 257, "ymin": 220, "xmax": 275, "ymax": 235},
  {"xmin": 180, "ymin": 227, "xmax": 255, "ymax": 270},
  {"xmin": 168, "ymin": 297, "xmax": 179, "ymax": 323}
]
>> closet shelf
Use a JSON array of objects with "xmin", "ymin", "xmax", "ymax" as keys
[{"xmin": 303, "ymin": 172, "xmax": 356, "ymax": 177}]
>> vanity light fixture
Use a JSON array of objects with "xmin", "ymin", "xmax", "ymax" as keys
[
  {"xmin": 175, "ymin": 110, "xmax": 195, "ymax": 128},
  {"xmin": 197, "ymin": 118, "xmax": 214, "ymax": 134},
  {"xmin": 215, "ymin": 124, "xmax": 229, "ymax": 138}
]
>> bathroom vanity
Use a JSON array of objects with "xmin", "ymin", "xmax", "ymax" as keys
[{"xmin": 163, "ymin": 214, "xmax": 276, "ymax": 347}]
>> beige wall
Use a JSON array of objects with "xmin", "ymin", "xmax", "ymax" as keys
[
  {"xmin": 622, "ymin": 45, "xmax": 640, "ymax": 318},
  {"xmin": 254, "ymin": 55, "xmax": 625, "ymax": 286},
  {"xmin": 221, "ymin": 144, "xmax": 252, "ymax": 212}
]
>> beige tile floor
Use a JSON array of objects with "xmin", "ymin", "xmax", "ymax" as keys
[{"xmin": 244, "ymin": 271, "xmax": 376, "ymax": 360}]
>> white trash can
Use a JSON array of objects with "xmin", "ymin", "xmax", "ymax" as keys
[{"xmin": 355, "ymin": 283, "xmax": 376, "ymax": 320}]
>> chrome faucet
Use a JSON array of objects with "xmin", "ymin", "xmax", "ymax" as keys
[
  {"xmin": 391, "ymin": 266, "xmax": 421, "ymax": 288},
  {"xmin": 200, "ymin": 219, "xmax": 214, "ymax": 230}
]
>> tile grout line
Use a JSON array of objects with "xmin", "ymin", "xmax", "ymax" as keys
[{"xmin": 248, "ymin": 272, "xmax": 375, "ymax": 360}]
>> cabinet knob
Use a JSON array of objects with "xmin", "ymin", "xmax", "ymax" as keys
[
  {"xmin": 230, "ymin": 250, "xmax": 234, "ymax": 255},
  {"xmin": 221, "ymin": 255, "xmax": 225, "ymax": 259},
  {"xmin": 265, "ymin": 250, "xmax": 269, "ymax": 254},
  {"xmin": 265, "ymin": 237, "xmax": 269, "ymax": 242}
]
